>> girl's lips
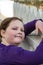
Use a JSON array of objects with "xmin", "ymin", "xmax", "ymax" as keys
[{"xmin": 15, "ymin": 36, "xmax": 22, "ymax": 38}]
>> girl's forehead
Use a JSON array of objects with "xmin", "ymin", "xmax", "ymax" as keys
[{"xmin": 8, "ymin": 20, "xmax": 24, "ymax": 28}]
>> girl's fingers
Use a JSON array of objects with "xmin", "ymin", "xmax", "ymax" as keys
[
  {"xmin": 35, "ymin": 27, "xmax": 38, "ymax": 35},
  {"xmin": 35, "ymin": 20, "xmax": 43, "ymax": 35}
]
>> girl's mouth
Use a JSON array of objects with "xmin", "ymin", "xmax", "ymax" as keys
[{"xmin": 15, "ymin": 36, "xmax": 22, "ymax": 39}]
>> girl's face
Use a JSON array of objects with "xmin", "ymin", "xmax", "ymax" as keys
[{"xmin": 1, "ymin": 20, "xmax": 25, "ymax": 45}]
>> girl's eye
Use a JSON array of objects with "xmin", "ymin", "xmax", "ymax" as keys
[
  {"xmin": 21, "ymin": 29, "xmax": 24, "ymax": 32},
  {"xmin": 12, "ymin": 28, "xmax": 17, "ymax": 30},
  {"xmin": 12, "ymin": 28, "xmax": 24, "ymax": 32}
]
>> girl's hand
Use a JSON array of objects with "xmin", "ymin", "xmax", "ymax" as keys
[{"xmin": 35, "ymin": 20, "xmax": 43, "ymax": 38}]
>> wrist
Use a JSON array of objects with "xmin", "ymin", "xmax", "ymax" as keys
[{"xmin": 38, "ymin": 19, "xmax": 43, "ymax": 22}]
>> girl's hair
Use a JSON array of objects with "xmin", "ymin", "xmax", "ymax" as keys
[{"xmin": 0, "ymin": 17, "xmax": 23, "ymax": 42}]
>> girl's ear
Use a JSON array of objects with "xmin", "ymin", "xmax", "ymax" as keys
[{"xmin": 1, "ymin": 30, "xmax": 5, "ymax": 38}]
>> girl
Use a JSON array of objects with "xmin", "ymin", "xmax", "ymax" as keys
[{"xmin": 0, "ymin": 17, "xmax": 43, "ymax": 65}]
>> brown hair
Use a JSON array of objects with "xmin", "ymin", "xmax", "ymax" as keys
[{"xmin": 0, "ymin": 17, "xmax": 23, "ymax": 42}]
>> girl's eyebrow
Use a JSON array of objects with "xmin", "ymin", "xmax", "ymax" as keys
[
  {"xmin": 12, "ymin": 26, "xmax": 24, "ymax": 28},
  {"xmin": 12, "ymin": 26, "xmax": 24, "ymax": 30}
]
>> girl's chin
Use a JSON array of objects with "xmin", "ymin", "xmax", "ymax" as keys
[
  {"xmin": 13, "ymin": 41, "xmax": 21, "ymax": 46},
  {"xmin": 15, "ymin": 40, "xmax": 22, "ymax": 44},
  {"xmin": 14, "ymin": 38, "xmax": 22, "ymax": 42}
]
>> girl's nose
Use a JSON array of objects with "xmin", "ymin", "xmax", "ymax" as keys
[{"xmin": 18, "ymin": 30, "xmax": 22, "ymax": 35}]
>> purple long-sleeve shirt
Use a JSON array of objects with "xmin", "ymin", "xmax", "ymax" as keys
[{"xmin": 0, "ymin": 20, "xmax": 43, "ymax": 65}]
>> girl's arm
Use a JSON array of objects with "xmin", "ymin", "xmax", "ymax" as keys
[
  {"xmin": 24, "ymin": 19, "xmax": 37, "ymax": 36},
  {"xmin": 24, "ymin": 19, "xmax": 43, "ymax": 36}
]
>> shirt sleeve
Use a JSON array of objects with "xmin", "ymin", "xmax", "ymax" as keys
[
  {"xmin": 24, "ymin": 19, "xmax": 43, "ymax": 36},
  {"xmin": 2, "ymin": 39, "xmax": 43, "ymax": 65},
  {"xmin": 24, "ymin": 19, "xmax": 37, "ymax": 36}
]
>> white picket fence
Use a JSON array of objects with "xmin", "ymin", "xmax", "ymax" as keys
[{"xmin": 13, "ymin": 2, "xmax": 43, "ymax": 23}]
